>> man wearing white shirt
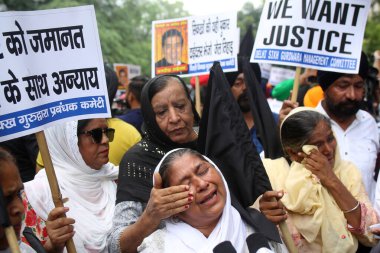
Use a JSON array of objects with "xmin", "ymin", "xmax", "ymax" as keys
[{"xmin": 316, "ymin": 52, "xmax": 379, "ymax": 204}]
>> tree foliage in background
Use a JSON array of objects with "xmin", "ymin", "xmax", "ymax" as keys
[
  {"xmin": 2, "ymin": 0, "xmax": 380, "ymax": 71},
  {"xmin": 237, "ymin": 2, "xmax": 262, "ymax": 41},
  {"xmin": 364, "ymin": 0, "xmax": 380, "ymax": 63},
  {"xmin": 2, "ymin": 0, "xmax": 188, "ymax": 75}
]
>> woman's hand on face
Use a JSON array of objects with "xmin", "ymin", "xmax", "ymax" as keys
[
  {"xmin": 259, "ymin": 190, "xmax": 287, "ymax": 224},
  {"xmin": 143, "ymin": 172, "xmax": 193, "ymax": 228},
  {"xmin": 298, "ymin": 149, "xmax": 336, "ymax": 186},
  {"xmin": 45, "ymin": 207, "xmax": 75, "ymax": 253}
]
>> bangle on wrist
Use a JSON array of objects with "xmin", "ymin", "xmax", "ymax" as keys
[{"xmin": 343, "ymin": 201, "xmax": 360, "ymax": 214}]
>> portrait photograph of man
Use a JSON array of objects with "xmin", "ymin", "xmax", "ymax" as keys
[
  {"xmin": 114, "ymin": 64, "xmax": 129, "ymax": 89},
  {"xmin": 153, "ymin": 20, "xmax": 189, "ymax": 75}
]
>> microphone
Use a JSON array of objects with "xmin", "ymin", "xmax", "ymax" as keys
[
  {"xmin": 23, "ymin": 227, "xmax": 47, "ymax": 253},
  {"xmin": 213, "ymin": 241, "xmax": 237, "ymax": 253},
  {"xmin": 246, "ymin": 233, "xmax": 274, "ymax": 253}
]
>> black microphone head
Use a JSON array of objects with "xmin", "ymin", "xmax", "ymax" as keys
[
  {"xmin": 213, "ymin": 241, "xmax": 237, "ymax": 253},
  {"xmin": 23, "ymin": 227, "xmax": 47, "ymax": 253},
  {"xmin": 246, "ymin": 233, "xmax": 271, "ymax": 253}
]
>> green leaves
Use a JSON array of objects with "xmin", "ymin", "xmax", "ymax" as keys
[
  {"xmin": 3, "ymin": 0, "xmax": 379, "ymax": 70},
  {"xmin": 2, "ymin": 0, "xmax": 188, "ymax": 75}
]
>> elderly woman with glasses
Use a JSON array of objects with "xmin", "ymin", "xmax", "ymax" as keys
[{"xmin": 22, "ymin": 118, "xmax": 118, "ymax": 253}]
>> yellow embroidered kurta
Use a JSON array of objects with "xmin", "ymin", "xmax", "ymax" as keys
[{"xmin": 262, "ymin": 156, "xmax": 378, "ymax": 253}]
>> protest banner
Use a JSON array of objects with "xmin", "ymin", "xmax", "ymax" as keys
[
  {"xmin": 0, "ymin": 6, "xmax": 108, "ymax": 252},
  {"xmin": 114, "ymin": 63, "xmax": 130, "ymax": 89},
  {"xmin": 251, "ymin": 0, "xmax": 370, "ymax": 102},
  {"xmin": 0, "ymin": 5, "xmax": 110, "ymax": 142},
  {"xmin": 251, "ymin": 0, "xmax": 370, "ymax": 74},
  {"xmin": 268, "ymin": 66, "xmax": 296, "ymax": 86},
  {"xmin": 259, "ymin": 63, "xmax": 272, "ymax": 81},
  {"xmin": 127, "ymin": 64, "xmax": 141, "ymax": 79},
  {"xmin": 152, "ymin": 12, "xmax": 239, "ymax": 77},
  {"xmin": 113, "ymin": 63, "xmax": 141, "ymax": 89}
]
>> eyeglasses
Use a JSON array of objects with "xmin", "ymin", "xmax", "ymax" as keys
[{"xmin": 79, "ymin": 127, "xmax": 115, "ymax": 144}]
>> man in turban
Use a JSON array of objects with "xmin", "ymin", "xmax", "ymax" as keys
[
  {"xmin": 226, "ymin": 62, "xmax": 280, "ymax": 156},
  {"xmin": 316, "ymin": 52, "xmax": 379, "ymax": 204}
]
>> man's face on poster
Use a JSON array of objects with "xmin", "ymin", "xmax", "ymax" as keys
[
  {"xmin": 119, "ymin": 69, "xmax": 128, "ymax": 87},
  {"xmin": 163, "ymin": 35, "xmax": 183, "ymax": 65}
]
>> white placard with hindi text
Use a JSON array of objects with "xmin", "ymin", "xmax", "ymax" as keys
[
  {"xmin": 251, "ymin": 0, "xmax": 370, "ymax": 73},
  {"xmin": 152, "ymin": 12, "xmax": 239, "ymax": 77},
  {"xmin": 0, "ymin": 5, "xmax": 110, "ymax": 142},
  {"xmin": 269, "ymin": 66, "xmax": 296, "ymax": 86}
]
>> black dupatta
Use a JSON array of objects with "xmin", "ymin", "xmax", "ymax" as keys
[{"xmin": 116, "ymin": 75, "xmax": 199, "ymax": 204}]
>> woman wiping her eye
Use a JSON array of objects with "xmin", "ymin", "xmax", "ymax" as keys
[
  {"xmin": 108, "ymin": 75, "xmax": 200, "ymax": 253},
  {"xmin": 259, "ymin": 107, "xmax": 379, "ymax": 252},
  {"xmin": 137, "ymin": 148, "xmax": 287, "ymax": 253}
]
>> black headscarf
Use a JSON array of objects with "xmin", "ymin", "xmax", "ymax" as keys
[
  {"xmin": 241, "ymin": 57, "xmax": 284, "ymax": 159},
  {"xmin": 197, "ymin": 62, "xmax": 281, "ymax": 242},
  {"xmin": 223, "ymin": 25, "xmax": 283, "ymax": 159},
  {"xmin": 116, "ymin": 75, "xmax": 200, "ymax": 204},
  {"xmin": 140, "ymin": 75, "xmax": 200, "ymax": 149},
  {"xmin": 224, "ymin": 59, "xmax": 262, "ymax": 87},
  {"xmin": 225, "ymin": 25, "xmax": 262, "ymax": 86},
  {"xmin": 198, "ymin": 62, "xmax": 272, "ymax": 207}
]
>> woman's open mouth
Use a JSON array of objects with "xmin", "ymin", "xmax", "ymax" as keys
[{"xmin": 200, "ymin": 190, "xmax": 217, "ymax": 205}]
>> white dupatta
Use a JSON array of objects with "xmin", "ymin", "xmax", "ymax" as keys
[
  {"xmin": 152, "ymin": 148, "xmax": 248, "ymax": 253},
  {"xmin": 24, "ymin": 121, "xmax": 118, "ymax": 253}
]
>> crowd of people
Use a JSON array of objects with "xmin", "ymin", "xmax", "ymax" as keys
[{"xmin": 1, "ymin": 38, "xmax": 380, "ymax": 253}]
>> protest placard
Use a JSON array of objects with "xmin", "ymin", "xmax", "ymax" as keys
[
  {"xmin": 113, "ymin": 63, "xmax": 141, "ymax": 89},
  {"xmin": 114, "ymin": 63, "xmax": 130, "ymax": 89},
  {"xmin": 251, "ymin": 0, "xmax": 370, "ymax": 73},
  {"xmin": 127, "ymin": 64, "xmax": 141, "ymax": 79},
  {"xmin": 0, "ymin": 5, "xmax": 110, "ymax": 142},
  {"xmin": 269, "ymin": 66, "xmax": 296, "ymax": 86},
  {"xmin": 152, "ymin": 12, "xmax": 239, "ymax": 77}
]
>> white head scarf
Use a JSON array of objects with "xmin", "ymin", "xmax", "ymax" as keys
[
  {"xmin": 24, "ymin": 120, "xmax": 118, "ymax": 253},
  {"xmin": 153, "ymin": 148, "xmax": 247, "ymax": 253}
]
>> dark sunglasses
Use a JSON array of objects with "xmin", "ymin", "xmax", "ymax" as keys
[{"xmin": 79, "ymin": 127, "xmax": 115, "ymax": 144}]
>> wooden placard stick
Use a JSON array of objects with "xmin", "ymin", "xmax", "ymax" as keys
[
  {"xmin": 35, "ymin": 131, "xmax": 77, "ymax": 253},
  {"xmin": 4, "ymin": 227, "xmax": 20, "ymax": 253},
  {"xmin": 278, "ymin": 219, "xmax": 298, "ymax": 253},
  {"xmin": 291, "ymin": 67, "xmax": 302, "ymax": 103}
]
